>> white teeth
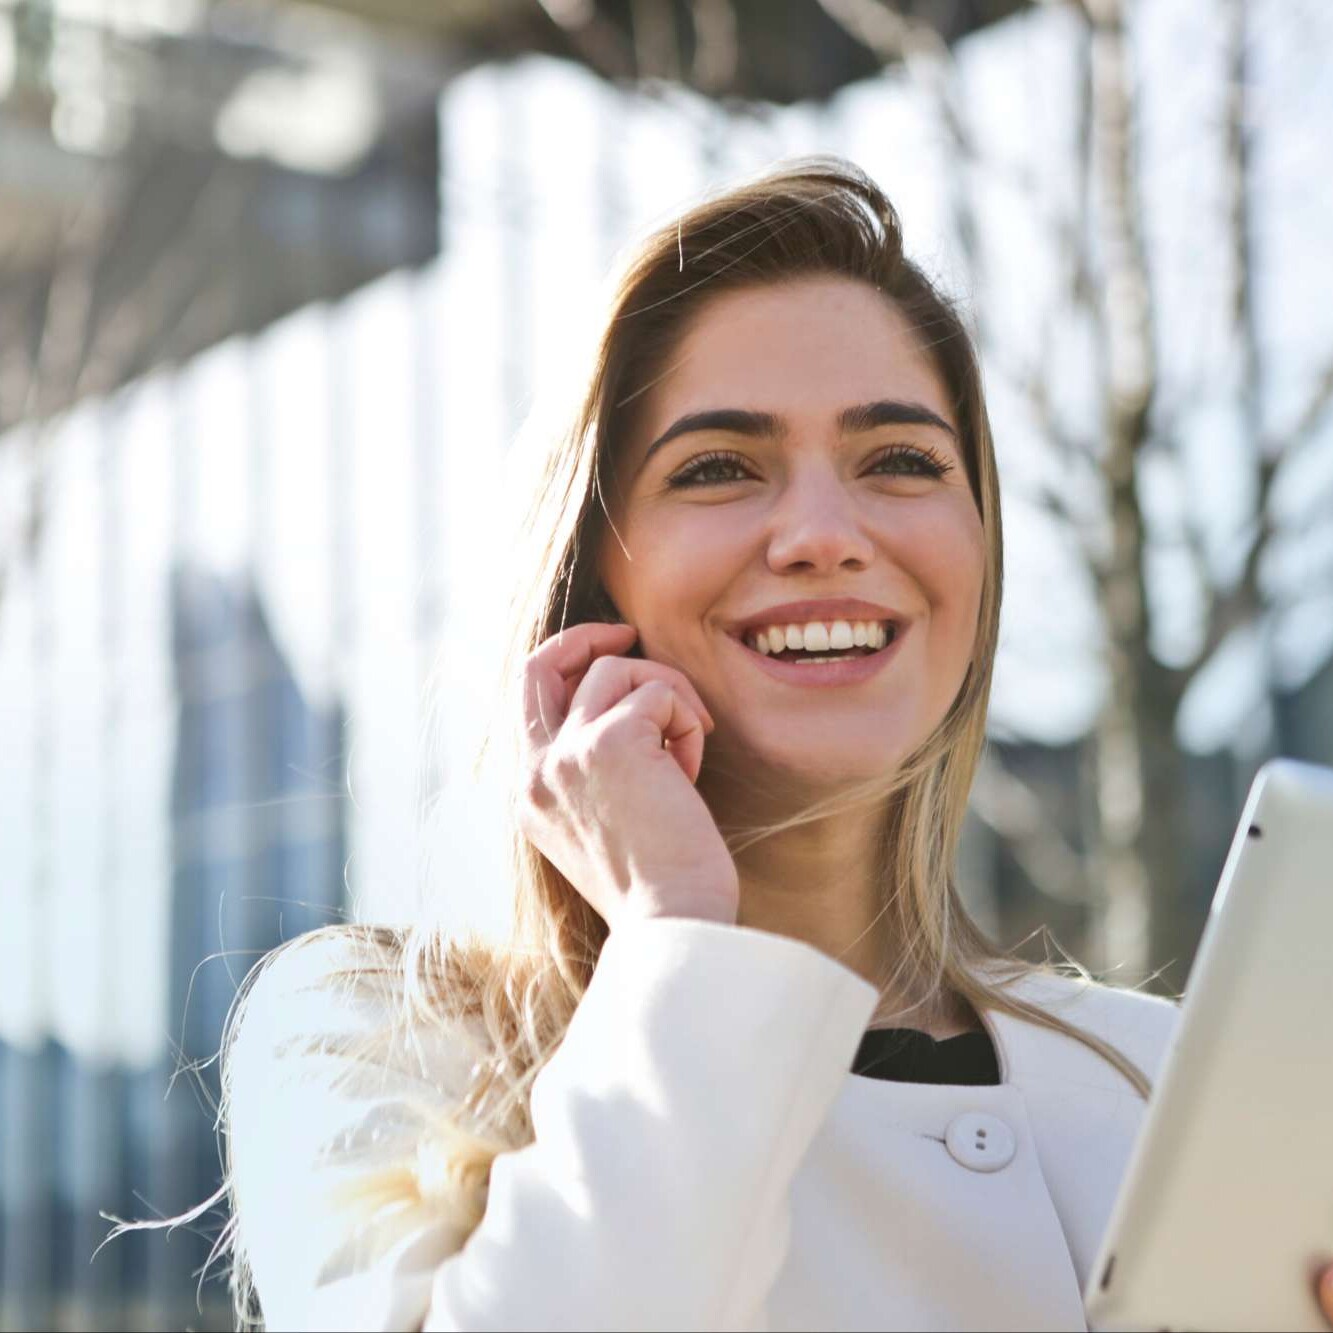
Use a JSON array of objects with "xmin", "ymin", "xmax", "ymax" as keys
[
  {"xmin": 829, "ymin": 620, "xmax": 854, "ymax": 650},
  {"xmin": 745, "ymin": 618, "xmax": 896, "ymax": 654}
]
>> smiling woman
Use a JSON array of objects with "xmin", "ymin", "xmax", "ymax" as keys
[{"xmin": 108, "ymin": 158, "xmax": 1333, "ymax": 1332}]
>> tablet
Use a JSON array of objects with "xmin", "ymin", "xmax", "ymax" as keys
[{"xmin": 1083, "ymin": 757, "xmax": 1333, "ymax": 1332}]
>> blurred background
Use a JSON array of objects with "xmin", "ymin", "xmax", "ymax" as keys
[{"xmin": 1, "ymin": 0, "xmax": 1330, "ymax": 1327}]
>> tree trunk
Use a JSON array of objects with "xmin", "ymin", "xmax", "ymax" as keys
[{"xmin": 1083, "ymin": 0, "xmax": 1189, "ymax": 990}]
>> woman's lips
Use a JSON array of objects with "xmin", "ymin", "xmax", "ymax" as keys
[{"xmin": 728, "ymin": 624, "xmax": 907, "ymax": 688}]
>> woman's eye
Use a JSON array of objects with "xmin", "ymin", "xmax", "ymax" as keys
[
  {"xmin": 665, "ymin": 443, "xmax": 954, "ymax": 489},
  {"xmin": 665, "ymin": 451, "xmax": 754, "ymax": 488},
  {"xmin": 867, "ymin": 444, "xmax": 954, "ymax": 479}
]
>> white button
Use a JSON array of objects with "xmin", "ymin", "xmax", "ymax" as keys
[{"xmin": 945, "ymin": 1112, "xmax": 1016, "ymax": 1173}]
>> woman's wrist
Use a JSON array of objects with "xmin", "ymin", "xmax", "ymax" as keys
[{"xmin": 614, "ymin": 878, "xmax": 740, "ymax": 928}]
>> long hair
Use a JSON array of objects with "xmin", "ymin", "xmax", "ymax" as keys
[{"xmin": 105, "ymin": 157, "xmax": 1154, "ymax": 1330}]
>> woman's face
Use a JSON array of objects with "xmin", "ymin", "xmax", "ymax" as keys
[{"xmin": 598, "ymin": 275, "xmax": 986, "ymax": 790}]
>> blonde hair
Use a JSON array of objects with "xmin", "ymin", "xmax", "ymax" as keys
[{"xmin": 104, "ymin": 157, "xmax": 1157, "ymax": 1330}]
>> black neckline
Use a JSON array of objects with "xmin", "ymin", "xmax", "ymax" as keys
[{"xmin": 851, "ymin": 1025, "xmax": 1000, "ymax": 1086}]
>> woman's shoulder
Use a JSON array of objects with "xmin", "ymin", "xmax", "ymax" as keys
[
  {"xmin": 227, "ymin": 926, "xmax": 501, "ymax": 1327},
  {"xmin": 979, "ymin": 958, "xmax": 1182, "ymax": 1087},
  {"xmin": 236, "ymin": 922, "xmax": 404, "ymax": 1032},
  {"xmin": 229, "ymin": 923, "xmax": 492, "ymax": 1114},
  {"xmin": 996, "ymin": 961, "xmax": 1180, "ymax": 1017}
]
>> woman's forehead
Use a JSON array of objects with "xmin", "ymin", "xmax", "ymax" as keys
[{"xmin": 639, "ymin": 277, "xmax": 954, "ymax": 437}]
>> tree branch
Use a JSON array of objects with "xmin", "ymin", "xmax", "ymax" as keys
[
  {"xmin": 1264, "ymin": 357, "xmax": 1333, "ymax": 459},
  {"xmin": 815, "ymin": 0, "xmax": 1035, "ymax": 204},
  {"xmin": 970, "ymin": 749, "xmax": 1090, "ymax": 905},
  {"xmin": 1184, "ymin": 0, "xmax": 1276, "ymax": 685}
]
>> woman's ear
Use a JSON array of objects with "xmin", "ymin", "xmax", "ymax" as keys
[
  {"xmin": 592, "ymin": 585, "xmax": 643, "ymax": 658},
  {"xmin": 591, "ymin": 586, "xmax": 624, "ymax": 624}
]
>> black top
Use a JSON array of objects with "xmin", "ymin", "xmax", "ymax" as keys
[{"xmin": 852, "ymin": 1026, "xmax": 1000, "ymax": 1086}]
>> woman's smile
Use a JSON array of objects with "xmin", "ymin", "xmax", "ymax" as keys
[{"xmin": 725, "ymin": 616, "xmax": 909, "ymax": 689}]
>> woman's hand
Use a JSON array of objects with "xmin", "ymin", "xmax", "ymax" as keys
[
  {"xmin": 1316, "ymin": 1260, "xmax": 1333, "ymax": 1328},
  {"xmin": 518, "ymin": 621, "xmax": 739, "ymax": 931}
]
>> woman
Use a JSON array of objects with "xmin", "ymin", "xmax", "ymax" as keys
[{"xmin": 210, "ymin": 159, "xmax": 1333, "ymax": 1330}]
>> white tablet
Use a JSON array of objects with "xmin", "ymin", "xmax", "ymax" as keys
[{"xmin": 1083, "ymin": 757, "xmax": 1333, "ymax": 1332}]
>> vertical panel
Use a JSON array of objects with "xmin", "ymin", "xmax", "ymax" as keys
[
  {"xmin": 0, "ymin": 1043, "xmax": 57, "ymax": 1331},
  {"xmin": 107, "ymin": 373, "xmax": 189, "ymax": 1327},
  {"xmin": 410, "ymin": 256, "xmax": 451, "ymax": 934},
  {"xmin": 56, "ymin": 1054, "xmax": 123, "ymax": 1330},
  {"xmin": 47, "ymin": 406, "xmax": 111, "ymax": 1064},
  {"xmin": 108, "ymin": 374, "xmax": 177, "ymax": 1074},
  {"xmin": 0, "ymin": 428, "xmax": 40, "ymax": 1056},
  {"xmin": 524, "ymin": 59, "xmax": 609, "ymax": 415},
  {"xmin": 251, "ymin": 307, "xmax": 347, "ymax": 942},
  {"xmin": 337, "ymin": 274, "xmax": 422, "ymax": 926},
  {"xmin": 428, "ymin": 66, "xmax": 545, "ymax": 943},
  {"xmin": 252, "ymin": 306, "xmax": 339, "ymax": 714},
  {"xmin": 4, "ymin": 417, "xmax": 61, "ymax": 1329},
  {"xmin": 171, "ymin": 338, "xmax": 257, "ymax": 1069},
  {"xmin": 60, "ymin": 397, "xmax": 129, "ymax": 1330}
]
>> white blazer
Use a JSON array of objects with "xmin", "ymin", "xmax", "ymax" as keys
[{"xmin": 228, "ymin": 917, "xmax": 1180, "ymax": 1332}]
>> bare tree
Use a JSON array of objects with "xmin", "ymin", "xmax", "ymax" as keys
[{"xmin": 815, "ymin": 0, "xmax": 1333, "ymax": 991}]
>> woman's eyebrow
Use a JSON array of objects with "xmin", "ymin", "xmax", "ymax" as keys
[
  {"xmin": 641, "ymin": 408, "xmax": 781, "ymax": 465},
  {"xmin": 639, "ymin": 399, "xmax": 958, "ymax": 469},
  {"xmin": 838, "ymin": 399, "xmax": 958, "ymax": 440}
]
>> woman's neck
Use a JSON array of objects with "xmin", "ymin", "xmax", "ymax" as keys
[
  {"xmin": 704, "ymin": 785, "xmax": 975, "ymax": 1038},
  {"xmin": 731, "ymin": 813, "xmax": 888, "ymax": 984}
]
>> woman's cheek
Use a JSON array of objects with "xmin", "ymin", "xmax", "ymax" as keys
[
  {"xmin": 890, "ymin": 506, "xmax": 981, "ymax": 603},
  {"xmin": 911, "ymin": 517, "xmax": 985, "ymax": 680}
]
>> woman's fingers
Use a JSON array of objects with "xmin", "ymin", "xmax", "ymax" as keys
[
  {"xmin": 596, "ymin": 678, "xmax": 708, "ymax": 783},
  {"xmin": 521, "ymin": 622, "xmax": 638, "ymax": 746},
  {"xmin": 565, "ymin": 654, "xmax": 713, "ymax": 737},
  {"xmin": 520, "ymin": 620, "xmax": 713, "ymax": 788},
  {"xmin": 540, "ymin": 621, "xmax": 640, "ymax": 682}
]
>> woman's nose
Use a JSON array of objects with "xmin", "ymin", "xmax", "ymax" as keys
[{"xmin": 764, "ymin": 474, "xmax": 874, "ymax": 573}]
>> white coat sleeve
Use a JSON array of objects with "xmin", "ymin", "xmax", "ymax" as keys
[{"xmin": 228, "ymin": 917, "xmax": 879, "ymax": 1333}]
